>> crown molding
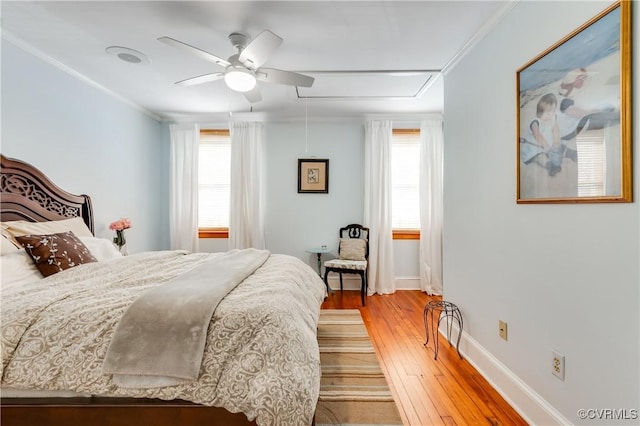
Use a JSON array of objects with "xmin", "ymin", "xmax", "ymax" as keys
[
  {"xmin": 2, "ymin": 31, "xmax": 162, "ymax": 122},
  {"xmin": 442, "ymin": 0, "xmax": 519, "ymax": 75},
  {"xmin": 164, "ymin": 111, "xmax": 443, "ymax": 126}
]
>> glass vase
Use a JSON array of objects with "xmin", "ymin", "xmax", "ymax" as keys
[{"xmin": 114, "ymin": 230, "xmax": 128, "ymax": 256}]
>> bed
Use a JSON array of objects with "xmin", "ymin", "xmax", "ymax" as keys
[{"xmin": 0, "ymin": 154, "xmax": 327, "ymax": 426}]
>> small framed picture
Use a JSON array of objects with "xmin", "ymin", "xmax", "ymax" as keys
[{"xmin": 298, "ymin": 159, "xmax": 329, "ymax": 193}]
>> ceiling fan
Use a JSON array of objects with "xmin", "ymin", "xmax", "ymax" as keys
[{"xmin": 158, "ymin": 30, "xmax": 314, "ymax": 103}]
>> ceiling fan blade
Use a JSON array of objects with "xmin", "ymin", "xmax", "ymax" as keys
[
  {"xmin": 158, "ymin": 36, "xmax": 230, "ymax": 67},
  {"xmin": 175, "ymin": 73, "xmax": 224, "ymax": 86},
  {"xmin": 238, "ymin": 30, "xmax": 283, "ymax": 69},
  {"xmin": 257, "ymin": 68, "xmax": 314, "ymax": 88},
  {"xmin": 242, "ymin": 87, "xmax": 262, "ymax": 103}
]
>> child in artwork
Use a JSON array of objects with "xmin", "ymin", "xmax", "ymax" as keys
[
  {"xmin": 520, "ymin": 93, "xmax": 564, "ymax": 176},
  {"xmin": 554, "ymin": 67, "xmax": 620, "ymax": 165},
  {"xmin": 556, "ymin": 98, "xmax": 619, "ymax": 152}
]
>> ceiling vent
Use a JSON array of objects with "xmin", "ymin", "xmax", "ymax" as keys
[{"xmin": 106, "ymin": 46, "xmax": 150, "ymax": 64}]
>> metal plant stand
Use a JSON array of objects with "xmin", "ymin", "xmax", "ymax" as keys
[{"xmin": 423, "ymin": 300, "xmax": 463, "ymax": 360}]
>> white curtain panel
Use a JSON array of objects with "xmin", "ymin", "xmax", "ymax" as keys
[
  {"xmin": 169, "ymin": 123, "xmax": 200, "ymax": 252},
  {"xmin": 363, "ymin": 120, "xmax": 396, "ymax": 295},
  {"xmin": 229, "ymin": 122, "xmax": 265, "ymax": 250},
  {"xmin": 419, "ymin": 119, "xmax": 444, "ymax": 295}
]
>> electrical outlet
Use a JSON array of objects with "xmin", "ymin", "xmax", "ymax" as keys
[
  {"xmin": 552, "ymin": 351, "xmax": 565, "ymax": 381},
  {"xmin": 498, "ymin": 320, "xmax": 508, "ymax": 340}
]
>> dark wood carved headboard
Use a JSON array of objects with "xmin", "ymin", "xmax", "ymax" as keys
[{"xmin": 0, "ymin": 154, "xmax": 94, "ymax": 234}]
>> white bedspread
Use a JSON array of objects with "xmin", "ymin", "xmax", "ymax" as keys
[{"xmin": 1, "ymin": 250, "xmax": 327, "ymax": 426}]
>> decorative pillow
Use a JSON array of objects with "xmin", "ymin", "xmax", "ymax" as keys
[
  {"xmin": 339, "ymin": 238, "xmax": 366, "ymax": 261},
  {"xmin": 15, "ymin": 231, "xmax": 98, "ymax": 277}
]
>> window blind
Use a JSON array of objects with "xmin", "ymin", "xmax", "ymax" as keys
[
  {"xmin": 198, "ymin": 132, "xmax": 231, "ymax": 228},
  {"xmin": 391, "ymin": 131, "xmax": 421, "ymax": 229},
  {"xmin": 577, "ymin": 128, "xmax": 605, "ymax": 197}
]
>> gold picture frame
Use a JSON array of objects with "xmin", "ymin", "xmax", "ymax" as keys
[
  {"xmin": 516, "ymin": 0, "xmax": 632, "ymax": 203},
  {"xmin": 298, "ymin": 159, "xmax": 329, "ymax": 193}
]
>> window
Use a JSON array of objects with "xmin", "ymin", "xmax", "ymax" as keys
[
  {"xmin": 576, "ymin": 128, "xmax": 606, "ymax": 197},
  {"xmin": 198, "ymin": 129, "xmax": 230, "ymax": 238},
  {"xmin": 391, "ymin": 129, "xmax": 421, "ymax": 239}
]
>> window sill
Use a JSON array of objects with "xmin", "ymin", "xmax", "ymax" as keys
[
  {"xmin": 200, "ymin": 229, "xmax": 415, "ymax": 239},
  {"xmin": 198, "ymin": 228, "xmax": 229, "ymax": 239},
  {"xmin": 393, "ymin": 229, "xmax": 420, "ymax": 240}
]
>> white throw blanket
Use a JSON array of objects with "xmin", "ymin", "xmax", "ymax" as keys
[{"xmin": 102, "ymin": 248, "xmax": 269, "ymax": 388}]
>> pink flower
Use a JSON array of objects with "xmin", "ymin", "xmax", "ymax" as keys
[{"xmin": 109, "ymin": 218, "xmax": 132, "ymax": 231}]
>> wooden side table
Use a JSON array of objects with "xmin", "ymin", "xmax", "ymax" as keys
[{"xmin": 423, "ymin": 300, "xmax": 463, "ymax": 360}]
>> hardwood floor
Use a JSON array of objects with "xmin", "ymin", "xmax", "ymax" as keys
[{"xmin": 321, "ymin": 290, "xmax": 528, "ymax": 426}]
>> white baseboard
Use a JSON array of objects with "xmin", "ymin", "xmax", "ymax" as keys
[
  {"xmin": 395, "ymin": 277, "xmax": 420, "ymax": 290},
  {"xmin": 326, "ymin": 276, "xmax": 420, "ymax": 291},
  {"xmin": 326, "ymin": 276, "xmax": 361, "ymax": 291},
  {"xmin": 326, "ymin": 276, "xmax": 568, "ymax": 423},
  {"xmin": 438, "ymin": 324, "xmax": 572, "ymax": 425}
]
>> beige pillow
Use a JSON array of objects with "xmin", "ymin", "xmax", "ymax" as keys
[
  {"xmin": 339, "ymin": 238, "xmax": 366, "ymax": 261},
  {"xmin": 3, "ymin": 217, "xmax": 93, "ymax": 245},
  {"xmin": 1, "ymin": 250, "xmax": 43, "ymax": 289},
  {"xmin": 1, "ymin": 234, "xmax": 20, "ymax": 254},
  {"xmin": 15, "ymin": 231, "xmax": 97, "ymax": 277}
]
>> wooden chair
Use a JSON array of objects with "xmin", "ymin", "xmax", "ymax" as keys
[{"xmin": 323, "ymin": 224, "xmax": 369, "ymax": 306}]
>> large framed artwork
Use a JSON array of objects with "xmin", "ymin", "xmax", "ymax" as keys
[
  {"xmin": 516, "ymin": 0, "xmax": 632, "ymax": 203},
  {"xmin": 298, "ymin": 159, "xmax": 329, "ymax": 193}
]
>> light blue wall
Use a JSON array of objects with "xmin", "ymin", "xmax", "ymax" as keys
[
  {"xmin": 264, "ymin": 122, "xmax": 364, "ymax": 264},
  {"xmin": 443, "ymin": 1, "xmax": 638, "ymax": 423},
  {"xmin": 199, "ymin": 120, "xmax": 421, "ymax": 282},
  {"xmin": 1, "ymin": 37, "xmax": 419, "ymax": 281},
  {"xmin": 1, "ymin": 39, "xmax": 169, "ymax": 252}
]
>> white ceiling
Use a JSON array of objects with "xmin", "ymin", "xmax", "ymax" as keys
[{"xmin": 1, "ymin": 1, "xmax": 512, "ymax": 122}]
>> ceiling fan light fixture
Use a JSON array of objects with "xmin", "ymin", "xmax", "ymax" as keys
[{"xmin": 224, "ymin": 68, "xmax": 256, "ymax": 92}]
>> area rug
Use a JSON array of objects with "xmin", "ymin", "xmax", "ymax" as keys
[{"xmin": 316, "ymin": 309, "xmax": 403, "ymax": 426}]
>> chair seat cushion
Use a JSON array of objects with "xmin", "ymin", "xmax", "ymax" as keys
[{"xmin": 324, "ymin": 259, "xmax": 367, "ymax": 271}]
